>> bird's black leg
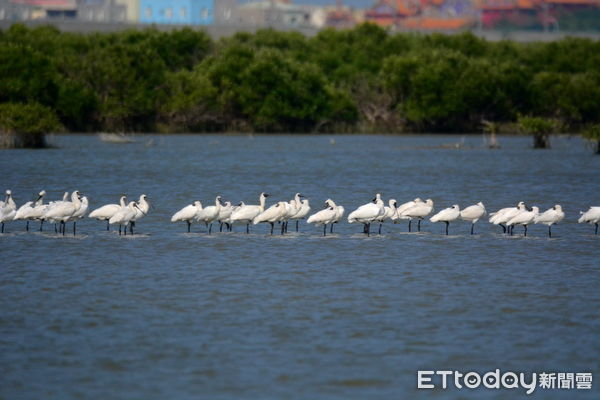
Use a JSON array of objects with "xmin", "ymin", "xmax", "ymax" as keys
[
  {"xmin": 330, "ymin": 223, "xmax": 334, "ymax": 234},
  {"xmin": 524, "ymin": 225, "xmax": 527, "ymax": 237},
  {"xmin": 378, "ymin": 223, "xmax": 382, "ymax": 235},
  {"xmin": 548, "ymin": 225, "xmax": 552, "ymax": 238},
  {"xmin": 366, "ymin": 223, "xmax": 370, "ymax": 237},
  {"xmin": 500, "ymin": 223, "xmax": 506, "ymax": 233},
  {"xmin": 323, "ymin": 224, "xmax": 327, "ymax": 236},
  {"xmin": 1, "ymin": 222, "xmax": 4, "ymax": 233},
  {"xmin": 270, "ymin": 222, "xmax": 274, "ymax": 235},
  {"xmin": 471, "ymin": 223, "xmax": 474, "ymax": 235},
  {"xmin": 418, "ymin": 219, "xmax": 422, "ymax": 232},
  {"xmin": 408, "ymin": 220, "xmax": 412, "ymax": 232},
  {"xmin": 246, "ymin": 223, "xmax": 250, "ymax": 234},
  {"xmin": 595, "ymin": 223, "xmax": 598, "ymax": 235},
  {"xmin": 296, "ymin": 220, "xmax": 299, "ymax": 232},
  {"xmin": 40, "ymin": 220, "xmax": 44, "ymax": 232},
  {"xmin": 187, "ymin": 221, "xmax": 191, "ymax": 233},
  {"xmin": 73, "ymin": 221, "xmax": 76, "ymax": 236},
  {"xmin": 106, "ymin": 220, "xmax": 110, "ymax": 231},
  {"xmin": 220, "ymin": 222, "xmax": 223, "ymax": 232},
  {"xmin": 445, "ymin": 221, "xmax": 449, "ymax": 235},
  {"xmin": 62, "ymin": 221, "xmax": 66, "ymax": 236},
  {"xmin": 208, "ymin": 223, "xmax": 212, "ymax": 235},
  {"xmin": 26, "ymin": 220, "xmax": 29, "ymax": 232}
]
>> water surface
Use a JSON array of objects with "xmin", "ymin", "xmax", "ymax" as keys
[{"xmin": 1, "ymin": 134, "xmax": 598, "ymax": 399}]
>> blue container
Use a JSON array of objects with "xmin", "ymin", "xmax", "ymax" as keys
[{"xmin": 139, "ymin": 0, "xmax": 214, "ymax": 25}]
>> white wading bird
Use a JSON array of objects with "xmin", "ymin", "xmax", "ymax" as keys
[
  {"xmin": 460, "ymin": 202, "xmax": 487, "ymax": 235},
  {"xmin": 506, "ymin": 206, "xmax": 539, "ymax": 237},
  {"xmin": 578, "ymin": 206, "xmax": 600, "ymax": 235},
  {"xmin": 289, "ymin": 193, "xmax": 310, "ymax": 232},
  {"xmin": 217, "ymin": 201, "xmax": 234, "ymax": 232},
  {"xmin": 375, "ymin": 199, "xmax": 398, "ymax": 234},
  {"xmin": 534, "ymin": 204, "xmax": 565, "ymax": 238},
  {"xmin": 230, "ymin": 192, "xmax": 270, "ymax": 234},
  {"xmin": 0, "ymin": 190, "xmax": 17, "ymax": 233},
  {"xmin": 196, "ymin": 196, "xmax": 222, "ymax": 234},
  {"xmin": 41, "ymin": 191, "xmax": 70, "ymax": 232},
  {"xmin": 14, "ymin": 201, "xmax": 34, "ymax": 231},
  {"xmin": 489, "ymin": 201, "xmax": 526, "ymax": 234},
  {"xmin": 109, "ymin": 201, "xmax": 142, "ymax": 236},
  {"xmin": 71, "ymin": 195, "xmax": 89, "ymax": 235},
  {"xmin": 130, "ymin": 194, "xmax": 149, "ymax": 234},
  {"xmin": 347, "ymin": 193, "xmax": 385, "ymax": 236},
  {"xmin": 307, "ymin": 200, "xmax": 338, "ymax": 236},
  {"xmin": 253, "ymin": 201, "xmax": 287, "ymax": 235},
  {"xmin": 328, "ymin": 199, "xmax": 345, "ymax": 234},
  {"xmin": 430, "ymin": 204, "xmax": 461, "ymax": 235},
  {"xmin": 171, "ymin": 201, "xmax": 203, "ymax": 232},
  {"xmin": 222, "ymin": 202, "xmax": 243, "ymax": 230},
  {"xmin": 89, "ymin": 195, "xmax": 127, "ymax": 231},
  {"xmin": 394, "ymin": 197, "xmax": 422, "ymax": 231},
  {"xmin": 27, "ymin": 190, "xmax": 48, "ymax": 231},
  {"xmin": 401, "ymin": 198, "xmax": 434, "ymax": 232},
  {"xmin": 279, "ymin": 199, "xmax": 297, "ymax": 234},
  {"xmin": 44, "ymin": 191, "xmax": 83, "ymax": 236}
]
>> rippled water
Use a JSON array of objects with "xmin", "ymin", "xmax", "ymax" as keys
[{"xmin": 1, "ymin": 134, "xmax": 598, "ymax": 399}]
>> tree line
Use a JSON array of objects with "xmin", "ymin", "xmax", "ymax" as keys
[{"xmin": 1, "ymin": 23, "xmax": 600, "ymax": 137}]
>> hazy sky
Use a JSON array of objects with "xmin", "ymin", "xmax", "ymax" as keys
[{"xmin": 239, "ymin": 0, "xmax": 376, "ymax": 9}]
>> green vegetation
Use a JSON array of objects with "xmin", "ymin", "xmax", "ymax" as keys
[
  {"xmin": 0, "ymin": 102, "xmax": 61, "ymax": 148},
  {"xmin": 1, "ymin": 24, "xmax": 600, "ymax": 135},
  {"xmin": 517, "ymin": 115, "xmax": 557, "ymax": 149},
  {"xmin": 582, "ymin": 124, "xmax": 600, "ymax": 154}
]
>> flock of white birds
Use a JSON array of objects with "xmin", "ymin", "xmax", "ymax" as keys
[
  {"xmin": 0, "ymin": 189, "xmax": 149, "ymax": 236},
  {"xmin": 1, "ymin": 189, "xmax": 599, "ymax": 237}
]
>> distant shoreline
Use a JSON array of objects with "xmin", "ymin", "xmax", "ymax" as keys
[{"xmin": 1, "ymin": 19, "xmax": 600, "ymax": 42}]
